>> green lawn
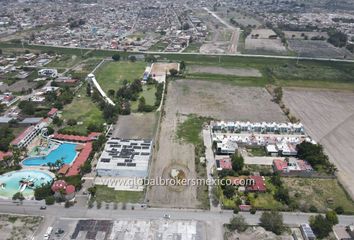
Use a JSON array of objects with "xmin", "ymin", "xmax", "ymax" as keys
[
  {"xmin": 94, "ymin": 61, "xmax": 146, "ymax": 93},
  {"xmin": 94, "ymin": 185, "xmax": 144, "ymax": 203},
  {"xmin": 148, "ymin": 41, "xmax": 168, "ymax": 52},
  {"xmin": 283, "ymin": 178, "xmax": 354, "ymax": 213},
  {"xmin": 61, "ymin": 84, "xmax": 104, "ymax": 135},
  {"xmin": 248, "ymin": 192, "xmax": 285, "ymax": 210},
  {"xmin": 247, "ymin": 147, "xmax": 267, "ymax": 156},
  {"xmin": 131, "ymin": 85, "xmax": 157, "ymax": 111},
  {"xmin": 183, "ymin": 43, "xmax": 202, "ymax": 53}
]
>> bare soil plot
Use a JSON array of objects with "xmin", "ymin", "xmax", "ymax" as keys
[
  {"xmin": 189, "ymin": 66, "xmax": 262, "ymax": 77},
  {"xmin": 169, "ymin": 80, "xmax": 286, "ymax": 121},
  {"xmin": 150, "ymin": 62, "xmax": 179, "ymax": 76},
  {"xmin": 113, "ymin": 112, "xmax": 158, "ymax": 139},
  {"xmin": 283, "ymin": 89, "xmax": 354, "ymax": 200},
  {"xmin": 245, "ymin": 38, "xmax": 287, "ymax": 53},
  {"xmin": 0, "ymin": 79, "xmax": 36, "ymax": 92},
  {"xmin": 288, "ymin": 40, "xmax": 353, "ymax": 59},
  {"xmin": 0, "ymin": 214, "xmax": 43, "ymax": 240}
]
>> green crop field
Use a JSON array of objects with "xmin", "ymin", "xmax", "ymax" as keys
[{"xmin": 94, "ymin": 60, "xmax": 146, "ymax": 93}]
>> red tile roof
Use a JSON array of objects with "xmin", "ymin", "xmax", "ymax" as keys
[
  {"xmin": 247, "ymin": 176, "xmax": 266, "ymax": 192},
  {"xmin": 273, "ymin": 159, "xmax": 288, "ymax": 172},
  {"xmin": 66, "ymin": 142, "xmax": 92, "ymax": 176},
  {"xmin": 219, "ymin": 158, "xmax": 232, "ymax": 170},
  {"xmin": 0, "ymin": 151, "xmax": 12, "ymax": 161},
  {"xmin": 53, "ymin": 132, "xmax": 101, "ymax": 143},
  {"xmin": 47, "ymin": 108, "xmax": 58, "ymax": 117}
]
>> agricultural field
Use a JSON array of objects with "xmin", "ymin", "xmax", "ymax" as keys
[
  {"xmin": 288, "ymin": 40, "xmax": 354, "ymax": 59},
  {"xmin": 283, "ymin": 178, "xmax": 354, "ymax": 213},
  {"xmin": 188, "ymin": 65, "xmax": 262, "ymax": 77},
  {"xmin": 0, "ymin": 214, "xmax": 43, "ymax": 240},
  {"xmin": 216, "ymin": 8, "xmax": 262, "ymax": 27},
  {"xmin": 61, "ymin": 84, "xmax": 104, "ymax": 135},
  {"xmin": 113, "ymin": 112, "xmax": 158, "ymax": 139},
  {"xmin": 283, "ymin": 89, "xmax": 354, "ymax": 201},
  {"xmin": 94, "ymin": 60, "xmax": 146, "ymax": 93}
]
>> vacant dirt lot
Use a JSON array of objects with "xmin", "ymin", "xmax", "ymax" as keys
[
  {"xmin": 189, "ymin": 66, "xmax": 262, "ymax": 77},
  {"xmin": 147, "ymin": 80, "xmax": 286, "ymax": 208},
  {"xmin": 288, "ymin": 40, "xmax": 353, "ymax": 59},
  {"xmin": 150, "ymin": 63, "xmax": 180, "ymax": 75},
  {"xmin": 283, "ymin": 89, "xmax": 354, "ymax": 200},
  {"xmin": 113, "ymin": 113, "xmax": 157, "ymax": 139},
  {"xmin": 245, "ymin": 38, "xmax": 287, "ymax": 53},
  {"xmin": 169, "ymin": 80, "xmax": 286, "ymax": 121}
]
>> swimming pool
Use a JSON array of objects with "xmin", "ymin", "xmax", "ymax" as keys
[
  {"xmin": 22, "ymin": 143, "xmax": 78, "ymax": 166},
  {"xmin": 0, "ymin": 170, "xmax": 53, "ymax": 199}
]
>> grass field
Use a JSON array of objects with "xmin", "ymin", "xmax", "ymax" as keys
[
  {"xmin": 61, "ymin": 84, "xmax": 104, "ymax": 135},
  {"xmin": 176, "ymin": 115, "xmax": 208, "ymax": 145},
  {"xmin": 94, "ymin": 60, "xmax": 146, "ymax": 93},
  {"xmin": 183, "ymin": 43, "xmax": 202, "ymax": 53},
  {"xmin": 148, "ymin": 41, "xmax": 168, "ymax": 52},
  {"xmin": 283, "ymin": 178, "xmax": 354, "ymax": 213},
  {"xmin": 94, "ymin": 185, "xmax": 144, "ymax": 203},
  {"xmin": 131, "ymin": 85, "xmax": 157, "ymax": 111}
]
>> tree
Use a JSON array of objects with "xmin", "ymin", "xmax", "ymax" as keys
[
  {"xmin": 310, "ymin": 215, "xmax": 332, "ymax": 238},
  {"xmin": 273, "ymin": 86, "xmax": 283, "ymax": 103},
  {"xmin": 260, "ymin": 211, "xmax": 285, "ymax": 235},
  {"xmin": 112, "ymin": 54, "xmax": 121, "ymax": 61},
  {"xmin": 108, "ymin": 89, "xmax": 115, "ymax": 97},
  {"xmin": 180, "ymin": 61, "xmax": 186, "ymax": 70},
  {"xmin": 67, "ymin": 119, "xmax": 77, "ymax": 126},
  {"xmin": 129, "ymin": 55, "xmax": 137, "ymax": 62},
  {"xmin": 45, "ymin": 196, "xmax": 55, "ymax": 205},
  {"xmin": 228, "ymin": 215, "xmax": 248, "ymax": 232},
  {"xmin": 12, "ymin": 192, "xmax": 25, "ymax": 201},
  {"xmin": 34, "ymin": 183, "xmax": 53, "ymax": 200},
  {"xmin": 0, "ymin": 48, "xmax": 2, "ymax": 55},
  {"xmin": 335, "ymin": 206, "xmax": 344, "ymax": 214},
  {"xmin": 80, "ymin": 161, "xmax": 92, "ymax": 174},
  {"xmin": 326, "ymin": 210, "xmax": 339, "ymax": 226},
  {"xmin": 46, "ymin": 126, "xmax": 54, "ymax": 135},
  {"xmin": 223, "ymin": 185, "xmax": 235, "ymax": 199},
  {"xmin": 231, "ymin": 154, "xmax": 244, "ymax": 172},
  {"xmin": 138, "ymin": 96, "xmax": 146, "ymax": 112},
  {"xmin": 169, "ymin": 68, "xmax": 178, "ymax": 77},
  {"xmin": 53, "ymin": 116, "xmax": 63, "ymax": 127},
  {"xmin": 275, "ymin": 187, "xmax": 290, "ymax": 205},
  {"xmin": 86, "ymin": 84, "xmax": 91, "ymax": 96}
]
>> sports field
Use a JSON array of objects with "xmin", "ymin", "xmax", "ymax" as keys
[{"xmin": 94, "ymin": 61, "xmax": 146, "ymax": 93}]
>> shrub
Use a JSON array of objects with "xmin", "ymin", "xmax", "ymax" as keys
[{"xmin": 45, "ymin": 196, "xmax": 55, "ymax": 205}]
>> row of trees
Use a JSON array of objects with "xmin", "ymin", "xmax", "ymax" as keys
[{"xmin": 296, "ymin": 141, "xmax": 337, "ymax": 174}]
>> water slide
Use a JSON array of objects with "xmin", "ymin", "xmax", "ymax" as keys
[
  {"xmin": 87, "ymin": 74, "xmax": 115, "ymax": 106},
  {"xmin": 19, "ymin": 184, "xmax": 27, "ymax": 192}
]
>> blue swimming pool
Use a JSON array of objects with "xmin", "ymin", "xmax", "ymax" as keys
[
  {"xmin": 0, "ymin": 170, "xmax": 53, "ymax": 198},
  {"xmin": 22, "ymin": 143, "xmax": 78, "ymax": 166}
]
